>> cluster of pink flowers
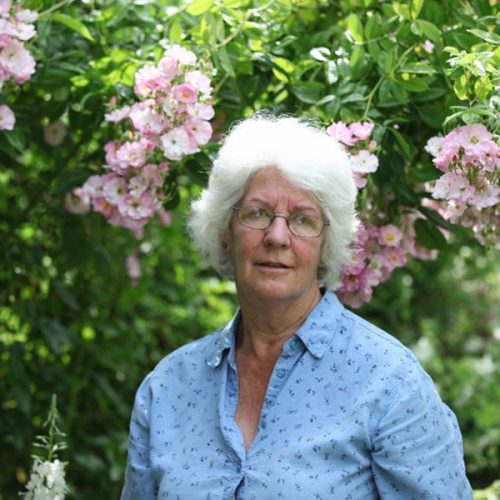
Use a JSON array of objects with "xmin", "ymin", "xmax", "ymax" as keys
[
  {"xmin": 326, "ymin": 120, "xmax": 378, "ymax": 189},
  {"xmin": 0, "ymin": 0, "xmax": 37, "ymax": 130},
  {"xmin": 67, "ymin": 45, "xmax": 214, "ymax": 237},
  {"xmin": 334, "ymin": 214, "xmax": 438, "ymax": 308},
  {"xmin": 425, "ymin": 123, "xmax": 499, "ymax": 245}
]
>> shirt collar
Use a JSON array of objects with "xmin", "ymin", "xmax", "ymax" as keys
[
  {"xmin": 205, "ymin": 289, "xmax": 344, "ymax": 367},
  {"xmin": 205, "ymin": 310, "xmax": 240, "ymax": 368},
  {"xmin": 293, "ymin": 289, "xmax": 344, "ymax": 359}
]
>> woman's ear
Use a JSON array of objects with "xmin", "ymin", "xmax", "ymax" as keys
[{"xmin": 219, "ymin": 232, "xmax": 230, "ymax": 251}]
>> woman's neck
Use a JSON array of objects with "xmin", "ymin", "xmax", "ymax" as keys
[{"xmin": 236, "ymin": 286, "xmax": 322, "ymax": 362}]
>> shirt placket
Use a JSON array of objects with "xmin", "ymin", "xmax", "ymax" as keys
[{"xmin": 252, "ymin": 336, "xmax": 305, "ymax": 445}]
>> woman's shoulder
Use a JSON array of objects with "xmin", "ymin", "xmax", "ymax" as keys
[
  {"xmin": 150, "ymin": 327, "xmax": 226, "ymax": 377},
  {"xmin": 335, "ymin": 307, "xmax": 427, "ymax": 381}
]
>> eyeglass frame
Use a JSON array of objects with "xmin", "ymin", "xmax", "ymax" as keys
[{"xmin": 231, "ymin": 205, "xmax": 329, "ymax": 238}]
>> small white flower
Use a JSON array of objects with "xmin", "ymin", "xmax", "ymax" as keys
[{"xmin": 23, "ymin": 458, "xmax": 68, "ymax": 499}]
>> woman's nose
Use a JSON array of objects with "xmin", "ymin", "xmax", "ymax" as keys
[{"xmin": 263, "ymin": 216, "xmax": 291, "ymax": 247}]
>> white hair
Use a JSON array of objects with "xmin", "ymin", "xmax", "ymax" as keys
[{"xmin": 188, "ymin": 115, "xmax": 358, "ymax": 286}]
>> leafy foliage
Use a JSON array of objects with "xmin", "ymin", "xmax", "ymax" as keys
[{"xmin": 1, "ymin": 0, "xmax": 498, "ymax": 497}]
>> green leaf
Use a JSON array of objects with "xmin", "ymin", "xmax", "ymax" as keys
[
  {"xmin": 414, "ymin": 218, "xmax": 448, "ymax": 250},
  {"xmin": 4, "ymin": 129, "xmax": 25, "ymax": 152},
  {"xmin": 291, "ymin": 82, "xmax": 324, "ymax": 104},
  {"xmin": 443, "ymin": 106, "xmax": 497, "ymax": 126},
  {"xmin": 391, "ymin": 129, "xmax": 415, "ymax": 161},
  {"xmin": 417, "ymin": 103, "xmax": 446, "ymax": 129},
  {"xmin": 346, "ymin": 13, "xmax": 364, "ymax": 43},
  {"xmin": 350, "ymin": 46, "xmax": 366, "ymax": 75},
  {"xmin": 467, "ymin": 29, "xmax": 500, "ymax": 45},
  {"xmin": 53, "ymin": 282, "xmax": 80, "ymax": 311},
  {"xmin": 392, "ymin": 2, "xmax": 411, "ymax": 19},
  {"xmin": 453, "ymin": 74, "xmax": 468, "ymax": 100},
  {"xmin": 186, "ymin": 0, "xmax": 215, "ymax": 16},
  {"xmin": 474, "ymin": 75, "xmax": 493, "ymax": 101},
  {"xmin": 414, "ymin": 20, "xmax": 441, "ymax": 42},
  {"xmin": 411, "ymin": 0, "xmax": 424, "ymax": 19},
  {"xmin": 399, "ymin": 77, "xmax": 429, "ymax": 92},
  {"xmin": 216, "ymin": 46, "xmax": 235, "ymax": 77},
  {"xmin": 40, "ymin": 318, "xmax": 76, "ymax": 354},
  {"xmin": 169, "ymin": 19, "xmax": 183, "ymax": 43},
  {"xmin": 108, "ymin": 26, "xmax": 144, "ymax": 45},
  {"xmin": 365, "ymin": 13, "xmax": 381, "ymax": 40},
  {"xmin": 419, "ymin": 205, "xmax": 454, "ymax": 230},
  {"xmin": 399, "ymin": 62, "xmax": 436, "ymax": 74},
  {"xmin": 270, "ymin": 56, "xmax": 295, "ymax": 74},
  {"xmin": 52, "ymin": 13, "xmax": 95, "ymax": 42},
  {"xmin": 221, "ymin": 0, "xmax": 250, "ymax": 7},
  {"xmin": 341, "ymin": 93, "xmax": 365, "ymax": 103}
]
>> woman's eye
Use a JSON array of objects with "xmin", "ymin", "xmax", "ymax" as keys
[
  {"xmin": 251, "ymin": 208, "xmax": 267, "ymax": 218},
  {"xmin": 293, "ymin": 214, "xmax": 310, "ymax": 225}
]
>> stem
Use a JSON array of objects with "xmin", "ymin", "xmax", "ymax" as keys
[
  {"xmin": 214, "ymin": 0, "xmax": 275, "ymax": 49},
  {"xmin": 362, "ymin": 77, "xmax": 384, "ymax": 120},
  {"xmin": 38, "ymin": 0, "xmax": 74, "ymax": 18}
]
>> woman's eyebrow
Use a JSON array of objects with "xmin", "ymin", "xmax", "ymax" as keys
[{"xmin": 243, "ymin": 197, "xmax": 319, "ymax": 213}]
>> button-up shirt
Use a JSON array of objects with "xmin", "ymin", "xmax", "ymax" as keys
[{"xmin": 121, "ymin": 290, "xmax": 472, "ymax": 499}]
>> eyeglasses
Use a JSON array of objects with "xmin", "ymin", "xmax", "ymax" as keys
[{"xmin": 232, "ymin": 205, "xmax": 328, "ymax": 238}]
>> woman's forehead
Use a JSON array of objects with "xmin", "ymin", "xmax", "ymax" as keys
[{"xmin": 242, "ymin": 167, "xmax": 320, "ymax": 208}]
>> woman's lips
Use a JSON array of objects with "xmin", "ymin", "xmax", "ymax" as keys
[{"xmin": 256, "ymin": 261, "xmax": 291, "ymax": 270}]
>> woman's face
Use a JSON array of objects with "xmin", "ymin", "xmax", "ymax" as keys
[{"xmin": 223, "ymin": 167, "xmax": 324, "ymax": 305}]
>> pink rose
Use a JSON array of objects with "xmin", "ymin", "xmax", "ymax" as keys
[
  {"xmin": 378, "ymin": 224, "xmax": 403, "ymax": 247},
  {"xmin": 0, "ymin": 39, "xmax": 35, "ymax": 83},
  {"xmin": 172, "ymin": 83, "xmax": 197, "ymax": 104},
  {"xmin": 326, "ymin": 122, "xmax": 356, "ymax": 146},
  {"xmin": 0, "ymin": 103, "xmax": 14, "ymax": 129},
  {"xmin": 349, "ymin": 121, "xmax": 374, "ymax": 141}
]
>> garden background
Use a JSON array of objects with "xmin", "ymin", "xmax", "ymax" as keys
[{"xmin": 1, "ymin": 0, "xmax": 499, "ymax": 497}]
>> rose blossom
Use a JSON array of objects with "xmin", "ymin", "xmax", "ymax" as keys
[
  {"xmin": 103, "ymin": 176, "xmax": 128, "ymax": 204},
  {"xmin": 118, "ymin": 192, "xmax": 156, "ymax": 220},
  {"xmin": 158, "ymin": 55, "xmax": 179, "ymax": 80},
  {"xmin": 115, "ymin": 139, "xmax": 152, "ymax": 169},
  {"xmin": 185, "ymin": 70, "xmax": 212, "ymax": 96},
  {"xmin": 105, "ymin": 105, "xmax": 131, "ymax": 123},
  {"xmin": 126, "ymin": 253, "xmax": 141, "ymax": 280},
  {"xmin": 185, "ymin": 118, "xmax": 212, "ymax": 146},
  {"xmin": 164, "ymin": 45, "xmax": 197, "ymax": 65},
  {"xmin": 350, "ymin": 150, "xmax": 379, "ymax": 174},
  {"xmin": 43, "ymin": 120, "xmax": 67, "ymax": 146},
  {"xmin": 160, "ymin": 126, "xmax": 196, "ymax": 160},
  {"xmin": 423, "ymin": 40, "xmax": 434, "ymax": 53},
  {"xmin": 172, "ymin": 83, "xmax": 197, "ymax": 104},
  {"xmin": 349, "ymin": 121, "xmax": 374, "ymax": 141},
  {"xmin": 0, "ymin": 39, "xmax": 35, "ymax": 83},
  {"xmin": 129, "ymin": 101, "xmax": 166, "ymax": 136},
  {"xmin": 0, "ymin": 103, "xmax": 14, "ymax": 129},
  {"xmin": 326, "ymin": 122, "xmax": 356, "ymax": 146},
  {"xmin": 187, "ymin": 102, "xmax": 214, "ymax": 120},
  {"xmin": 378, "ymin": 224, "xmax": 403, "ymax": 247}
]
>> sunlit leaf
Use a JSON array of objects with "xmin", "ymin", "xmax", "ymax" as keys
[
  {"xmin": 346, "ymin": 13, "xmax": 364, "ymax": 43},
  {"xmin": 52, "ymin": 13, "xmax": 95, "ymax": 42}
]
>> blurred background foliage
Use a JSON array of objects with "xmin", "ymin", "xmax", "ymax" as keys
[{"xmin": 0, "ymin": 0, "xmax": 498, "ymax": 497}]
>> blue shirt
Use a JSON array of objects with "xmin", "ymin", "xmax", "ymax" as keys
[{"xmin": 121, "ymin": 290, "xmax": 472, "ymax": 499}]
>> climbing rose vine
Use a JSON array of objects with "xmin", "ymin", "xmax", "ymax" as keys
[
  {"xmin": 0, "ymin": 0, "xmax": 38, "ymax": 130},
  {"xmin": 329, "ymin": 120, "xmax": 438, "ymax": 308},
  {"xmin": 67, "ymin": 45, "xmax": 214, "ymax": 237},
  {"xmin": 425, "ymin": 123, "xmax": 499, "ymax": 246}
]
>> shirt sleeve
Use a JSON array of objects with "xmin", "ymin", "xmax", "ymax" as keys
[
  {"xmin": 371, "ymin": 361, "xmax": 473, "ymax": 499},
  {"xmin": 121, "ymin": 374, "xmax": 157, "ymax": 500}
]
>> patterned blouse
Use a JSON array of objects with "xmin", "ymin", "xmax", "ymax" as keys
[{"xmin": 121, "ymin": 290, "xmax": 472, "ymax": 499}]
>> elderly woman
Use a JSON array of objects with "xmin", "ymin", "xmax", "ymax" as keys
[{"xmin": 121, "ymin": 116, "xmax": 472, "ymax": 499}]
